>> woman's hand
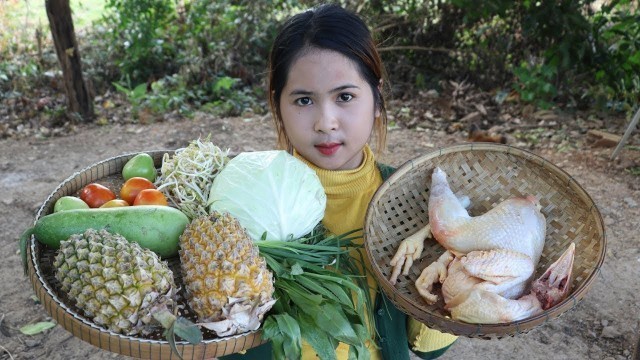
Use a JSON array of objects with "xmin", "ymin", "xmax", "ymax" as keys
[{"xmin": 389, "ymin": 224, "xmax": 431, "ymax": 284}]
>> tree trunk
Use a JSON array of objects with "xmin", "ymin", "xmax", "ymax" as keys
[{"xmin": 45, "ymin": 0, "xmax": 94, "ymax": 121}]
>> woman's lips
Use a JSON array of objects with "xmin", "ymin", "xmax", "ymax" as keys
[{"xmin": 315, "ymin": 142, "xmax": 341, "ymax": 155}]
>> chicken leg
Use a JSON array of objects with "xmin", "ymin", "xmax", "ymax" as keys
[{"xmin": 446, "ymin": 243, "xmax": 575, "ymax": 323}]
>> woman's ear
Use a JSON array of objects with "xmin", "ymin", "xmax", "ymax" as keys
[{"xmin": 375, "ymin": 79, "xmax": 383, "ymax": 118}]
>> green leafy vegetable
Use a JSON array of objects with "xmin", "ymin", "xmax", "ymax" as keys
[
  {"xmin": 298, "ymin": 313, "xmax": 337, "ymax": 360},
  {"xmin": 258, "ymin": 226, "xmax": 373, "ymax": 359},
  {"xmin": 263, "ymin": 314, "xmax": 302, "ymax": 360}
]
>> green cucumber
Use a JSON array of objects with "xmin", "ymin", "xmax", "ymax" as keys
[{"xmin": 21, "ymin": 205, "xmax": 189, "ymax": 260}]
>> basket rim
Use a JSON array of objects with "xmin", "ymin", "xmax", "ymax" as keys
[
  {"xmin": 26, "ymin": 149, "xmax": 264, "ymax": 357},
  {"xmin": 365, "ymin": 143, "xmax": 606, "ymax": 336}
]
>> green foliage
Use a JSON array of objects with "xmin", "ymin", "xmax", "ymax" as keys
[
  {"xmin": 0, "ymin": 56, "xmax": 47, "ymax": 95},
  {"xmin": 446, "ymin": 0, "xmax": 597, "ymax": 106},
  {"xmin": 101, "ymin": 0, "xmax": 177, "ymax": 83},
  {"xmin": 112, "ymin": 72, "xmax": 265, "ymax": 120},
  {"xmin": 3, "ymin": 0, "xmax": 640, "ymax": 118},
  {"xmin": 202, "ymin": 76, "xmax": 264, "ymax": 117},
  {"xmin": 590, "ymin": 2, "xmax": 640, "ymax": 111},
  {"xmin": 89, "ymin": 0, "xmax": 288, "ymax": 117},
  {"xmin": 512, "ymin": 62, "xmax": 558, "ymax": 109},
  {"xmin": 113, "ymin": 80, "xmax": 149, "ymax": 117},
  {"xmin": 113, "ymin": 75, "xmax": 198, "ymax": 119}
]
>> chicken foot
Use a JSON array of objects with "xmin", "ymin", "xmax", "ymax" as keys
[
  {"xmin": 415, "ymin": 250, "xmax": 455, "ymax": 304},
  {"xmin": 389, "ymin": 193, "xmax": 470, "ymax": 285},
  {"xmin": 389, "ymin": 224, "xmax": 430, "ymax": 285}
]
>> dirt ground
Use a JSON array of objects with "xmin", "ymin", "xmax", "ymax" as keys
[{"xmin": 1, "ymin": 112, "xmax": 639, "ymax": 360}]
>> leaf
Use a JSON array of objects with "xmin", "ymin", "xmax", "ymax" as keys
[
  {"xmin": 298, "ymin": 313, "xmax": 337, "ymax": 360},
  {"xmin": 278, "ymin": 280, "xmax": 323, "ymax": 308},
  {"xmin": 262, "ymin": 314, "xmax": 301, "ymax": 360},
  {"xmin": 173, "ymin": 317, "xmax": 202, "ymax": 344},
  {"xmin": 132, "ymin": 82, "xmax": 148, "ymax": 99},
  {"xmin": 19, "ymin": 322, "xmax": 56, "ymax": 335},
  {"xmin": 277, "ymin": 315, "xmax": 302, "ymax": 359},
  {"xmin": 351, "ymin": 324, "xmax": 371, "ymax": 360},
  {"xmin": 262, "ymin": 317, "xmax": 285, "ymax": 359},
  {"xmin": 164, "ymin": 324, "xmax": 184, "ymax": 360},
  {"xmin": 295, "ymin": 275, "xmax": 339, "ymax": 303},
  {"xmin": 290, "ymin": 262, "xmax": 304, "ymax": 276},
  {"xmin": 321, "ymin": 280, "xmax": 355, "ymax": 307},
  {"xmin": 112, "ymin": 82, "xmax": 130, "ymax": 95},
  {"xmin": 152, "ymin": 309, "xmax": 176, "ymax": 329},
  {"xmin": 314, "ymin": 303, "xmax": 359, "ymax": 345}
]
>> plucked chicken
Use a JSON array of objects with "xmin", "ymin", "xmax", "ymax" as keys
[{"xmin": 390, "ymin": 167, "xmax": 575, "ymax": 323}]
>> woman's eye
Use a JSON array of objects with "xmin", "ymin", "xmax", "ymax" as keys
[
  {"xmin": 338, "ymin": 93, "xmax": 353, "ymax": 102},
  {"xmin": 295, "ymin": 97, "xmax": 312, "ymax": 106}
]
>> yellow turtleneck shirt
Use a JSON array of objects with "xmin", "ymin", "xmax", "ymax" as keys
[{"xmin": 296, "ymin": 145, "xmax": 457, "ymax": 359}]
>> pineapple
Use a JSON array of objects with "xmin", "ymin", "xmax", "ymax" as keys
[
  {"xmin": 179, "ymin": 211, "xmax": 276, "ymax": 337},
  {"xmin": 53, "ymin": 229, "xmax": 176, "ymax": 336}
]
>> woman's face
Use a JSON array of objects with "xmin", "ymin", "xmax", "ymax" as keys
[{"xmin": 279, "ymin": 49, "xmax": 379, "ymax": 170}]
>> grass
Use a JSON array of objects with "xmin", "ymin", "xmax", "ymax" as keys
[{"xmin": 0, "ymin": 0, "xmax": 105, "ymax": 55}]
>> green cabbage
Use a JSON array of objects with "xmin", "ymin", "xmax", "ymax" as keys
[{"xmin": 207, "ymin": 150, "xmax": 326, "ymax": 241}]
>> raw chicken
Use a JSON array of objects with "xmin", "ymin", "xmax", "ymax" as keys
[
  {"xmin": 428, "ymin": 167, "xmax": 546, "ymax": 260},
  {"xmin": 405, "ymin": 167, "xmax": 575, "ymax": 324}
]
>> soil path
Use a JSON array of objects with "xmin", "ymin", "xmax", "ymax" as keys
[{"xmin": 1, "ymin": 114, "xmax": 638, "ymax": 360}]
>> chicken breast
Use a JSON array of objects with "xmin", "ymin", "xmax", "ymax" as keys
[{"xmin": 428, "ymin": 167, "xmax": 546, "ymax": 262}]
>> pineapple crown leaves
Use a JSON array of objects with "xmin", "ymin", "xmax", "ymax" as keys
[
  {"xmin": 151, "ymin": 302, "xmax": 203, "ymax": 360},
  {"xmin": 162, "ymin": 317, "xmax": 203, "ymax": 360}
]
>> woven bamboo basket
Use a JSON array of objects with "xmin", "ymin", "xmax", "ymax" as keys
[
  {"xmin": 25, "ymin": 150, "xmax": 265, "ymax": 359},
  {"xmin": 364, "ymin": 143, "xmax": 606, "ymax": 339}
]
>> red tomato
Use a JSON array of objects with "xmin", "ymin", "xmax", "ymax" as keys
[
  {"xmin": 133, "ymin": 189, "xmax": 168, "ymax": 206},
  {"xmin": 79, "ymin": 183, "xmax": 116, "ymax": 208},
  {"xmin": 120, "ymin": 177, "xmax": 156, "ymax": 204},
  {"xmin": 100, "ymin": 199, "xmax": 130, "ymax": 208}
]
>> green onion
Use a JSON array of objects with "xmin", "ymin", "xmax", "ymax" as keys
[{"xmin": 257, "ymin": 225, "xmax": 373, "ymax": 359}]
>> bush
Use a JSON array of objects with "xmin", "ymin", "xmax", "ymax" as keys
[{"xmin": 6, "ymin": 0, "xmax": 639, "ymax": 119}]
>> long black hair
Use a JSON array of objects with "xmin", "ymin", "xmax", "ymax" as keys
[{"xmin": 268, "ymin": 3, "xmax": 388, "ymax": 154}]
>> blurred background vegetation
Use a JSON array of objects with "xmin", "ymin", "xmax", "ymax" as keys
[{"xmin": 0, "ymin": 0, "xmax": 639, "ymax": 122}]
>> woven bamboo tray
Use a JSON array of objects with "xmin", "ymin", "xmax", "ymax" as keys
[
  {"xmin": 364, "ymin": 143, "xmax": 606, "ymax": 338},
  {"xmin": 25, "ymin": 150, "xmax": 265, "ymax": 359}
]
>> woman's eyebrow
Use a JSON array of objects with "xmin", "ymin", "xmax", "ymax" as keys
[
  {"xmin": 288, "ymin": 89, "xmax": 313, "ymax": 96},
  {"xmin": 329, "ymin": 84, "xmax": 359, "ymax": 93},
  {"xmin": 287, "ymin": 84, "xmax": 360, "ymax": 97}
]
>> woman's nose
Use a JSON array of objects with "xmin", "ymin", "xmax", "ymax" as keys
[{"xmin": 314, "ymin": 104, "xmax": 339, "ymax": 133}]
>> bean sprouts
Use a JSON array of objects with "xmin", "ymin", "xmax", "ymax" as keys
[{"xmin": 156, "ymin": 137, "xmax": 230, "ymax": 220}]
